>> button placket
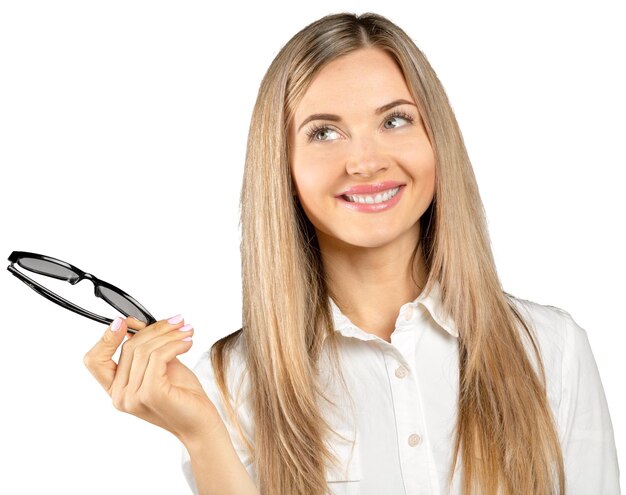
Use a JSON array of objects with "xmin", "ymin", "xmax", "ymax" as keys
[{"xmin": 384, "ymin": 345, "xmax": 430, "ymax": 494}]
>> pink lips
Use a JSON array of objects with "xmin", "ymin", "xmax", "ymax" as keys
[{"xmin": 337, "ymin": 184, "xmax": 405, "ymax": 213}]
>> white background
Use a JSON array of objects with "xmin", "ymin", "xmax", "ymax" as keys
[{"xmin": 0, "ymin": 1, "xmax": 623, "ymax": 493}]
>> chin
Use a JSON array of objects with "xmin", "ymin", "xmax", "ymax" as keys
[
  {"xmin": 315, "ymin": 223, "xmax": 414, "ymax": 251},
  {"xmin": 338, "ymin": 233, "xmax": 401, "ymax": 250}
]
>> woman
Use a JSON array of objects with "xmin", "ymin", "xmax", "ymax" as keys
[{"xmin": 83, "ymin": 12, "xmax": 620, "ymax": 495}]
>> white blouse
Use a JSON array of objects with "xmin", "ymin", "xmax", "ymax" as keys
[{"xmin": 181, "ymin": 281, "xmax": 620, "ymax": 494}]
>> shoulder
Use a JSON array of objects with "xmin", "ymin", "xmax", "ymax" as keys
[
  {"xmin": 191, "ymin": 331, "xmax": 247, "ymax": 388},
  {"xmin": 507, "ymin": 294, "xmax": 586, "ymax": 360},
  {"xmin": 191, "ymin": 330, "xmax": 250, "ymax": 416},
  {"xmin": 506, "ymin": 295, "xmax": 591, "ymax": 412},
  {"xmin": 507, "ymin": 294, "xmax": 597, "ymax": 376},
  {"xmin": 509, "ymin": 294, "xmax": 576, "ymax": 332}
]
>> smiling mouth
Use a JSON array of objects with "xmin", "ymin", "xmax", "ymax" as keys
[{"xmin": 342, "ymin": 186, "xmax": 401, "ymax": 204}]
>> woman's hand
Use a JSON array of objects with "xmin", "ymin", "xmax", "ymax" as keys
[{"xmin": 83, "ymin": 315, "xmax": 223, "ymax": 445}]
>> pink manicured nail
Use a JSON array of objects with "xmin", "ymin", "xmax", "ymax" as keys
[
  {"xmin": 111, "ymin": 317, "xmax": 122, "ymax": 332},
  {"xmin": 167, "ymin": 314, "xmax": 183, "ymax": 324},
  {"xmin": 182, "ymin": 336, "xmax": 192, "ymax": 341},
  {"xmin": 179, "ymin": 324, "xmax": 193, "ymax": 332}
]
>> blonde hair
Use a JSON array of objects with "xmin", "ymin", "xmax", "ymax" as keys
[{"xmin": 210, "ymin": 11, "xmax": 565, "ymax": 495}]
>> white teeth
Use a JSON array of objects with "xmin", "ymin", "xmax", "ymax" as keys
[{"xmin": 345, "ymin": 187, "xmax": 400, "ymax": 204}]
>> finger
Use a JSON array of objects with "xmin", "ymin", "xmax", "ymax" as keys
[
  {"xmin": 127, "ymin": 315, "xmax": 148, "ymax": 330},
  {"xmin": 111, "ymin": 314, "xmax": 185, "ymax": 393},
  {"xmin": 141, "ymin": 337, "xmax": 195, "ymax": 405},
  {"xmin": 83, "ymin": 316, "xmax": 128, "ymax": 393},
  {"xmin": 126, "ymin": 324, "xmax": 194, "ymax": 393},
  {"xmin": 126, "ymin": 316, "xmax": 148, "ymax": 337}
]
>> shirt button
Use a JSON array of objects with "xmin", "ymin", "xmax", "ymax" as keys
[
  {"xmin": 403, "ymin": 307, "xmax": 414, "ymax": 321},
  {"xmin": 395, "ymin": 365, "xmax": 408, "ymax": 379},
  {"xmin": 408, "ymin": 433, "xmax": 422, "ymax": 447}
]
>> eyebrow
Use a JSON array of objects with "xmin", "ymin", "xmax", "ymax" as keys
[{"xmin": 296, "ymin": 98, "xmax": 417, "ymax": 133}]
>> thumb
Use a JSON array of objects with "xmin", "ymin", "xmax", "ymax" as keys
[{"xmin": 83, "ymin": 316, "xmax": 129, "ymax": 393}]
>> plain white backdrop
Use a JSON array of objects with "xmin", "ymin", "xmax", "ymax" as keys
[{"xmin": 0, "ymin": 1, "xmax": 623, "ymax": 493}]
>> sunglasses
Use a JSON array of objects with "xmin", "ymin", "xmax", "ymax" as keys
[{"xmin": 7, "ymin": 251, "xmax": 157, "ymax": 333}]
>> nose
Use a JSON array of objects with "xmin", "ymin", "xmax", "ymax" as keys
[{"xmin": 345, "ymin": 135, "xmax": 389, "ymax": 177}]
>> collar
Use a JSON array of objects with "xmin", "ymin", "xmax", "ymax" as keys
[{"xmin": 328, "ymin": 279, "xmax": 459, "ymax": 339}]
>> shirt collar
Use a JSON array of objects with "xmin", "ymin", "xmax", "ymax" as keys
[{"xmin": 327, "ymin": 279, "xmax": 459, "ymax": 339}]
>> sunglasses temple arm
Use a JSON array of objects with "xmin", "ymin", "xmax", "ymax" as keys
[{"xmin": 7, "ymin": 265, "xmax": 137, "ymax": 333}]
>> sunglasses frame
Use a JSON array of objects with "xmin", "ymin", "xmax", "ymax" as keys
[{"xmin": 7, "ymin": 251, "xmax": 157, "ymax": 333}]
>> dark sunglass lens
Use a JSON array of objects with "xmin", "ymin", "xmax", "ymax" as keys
[
  {"xmin": 98, "ymin": 286, "xmax": 148, "ymax": 323},
  {"xmin": 18, "ymin": 257, "xmax": 78, "ymax": 281}
]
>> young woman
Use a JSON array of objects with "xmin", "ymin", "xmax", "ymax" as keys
[{"xmin": 83, "ymin": 11, "xmax": 620, "ymax": 495}]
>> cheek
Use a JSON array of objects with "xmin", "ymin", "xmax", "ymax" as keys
[
  {"xmin": 422, "ymin": 150, "xmax": 436, "ymax": 191},
  {"xmin": 291, "ymin": 157, "xmax": 336, "ymax": 204},
  {"xmin": 400, "ymin": 141, "xmax": 436, "ymax": 186},
  {"xmin": 290, "ymin": 164, "xmax": 331, "ymax": 234}
]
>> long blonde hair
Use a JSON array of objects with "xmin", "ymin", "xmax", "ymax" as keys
[{"xmin": 210, "ymin": 11, "xmax": 565, "ymax": 495}]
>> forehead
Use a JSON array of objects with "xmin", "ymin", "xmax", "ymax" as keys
[{"xmin": 294, "ymin": 48, "xmax": 412, "ymax": 115}]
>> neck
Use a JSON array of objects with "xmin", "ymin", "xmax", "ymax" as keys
[{"xmin": 319, "ymin": 225, "xmax": 427, "ymax": 342}]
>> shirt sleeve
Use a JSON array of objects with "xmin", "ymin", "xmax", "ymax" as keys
[
  {"xmin": 180, "ymin": 348, "xmax": 256, "ymax": 493},
  {"xmin": 557, "ymin": 310, "xmax": 621, "ymax": 494}
]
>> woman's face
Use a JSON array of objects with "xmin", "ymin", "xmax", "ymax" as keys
[{"xmin": 288, "ymin": 47, "xmax": 436, "ymax": 251}]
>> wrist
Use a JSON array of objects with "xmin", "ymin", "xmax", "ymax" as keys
[
  {"xmin": 181, "ymin": 419, "xmax": 260, "ymax": 495},
  {"xmin": 179, "ymin": 417, "xmax": 229, "ymax": 454}
]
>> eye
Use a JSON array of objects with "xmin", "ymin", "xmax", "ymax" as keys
[
  {"xmin": 383, "ymin": 110, "xmax": 415, "ymax": 129},
  {"xmin": 305, "ymin": 124, "xmax": 340, "ymax": 143},
  {"xmin": 304, "ymin": 110, "xmax": 416, "ymax": 143}
]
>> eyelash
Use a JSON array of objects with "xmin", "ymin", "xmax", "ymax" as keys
[{"xmin": 305, "ymin": 110, "xmax": 416, "ymax": 142}]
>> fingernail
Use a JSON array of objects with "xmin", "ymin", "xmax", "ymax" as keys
[
  {"xmin": 167, "ymin": 314, "xmax": 183, "ymax": 324},
  {"xmin": 179, "ymin": 324, "xmax": 193, "ymax": 332},
  {"xmin": 182, "ymin": 336, "xmax": 192, "ymax": 341},
  {"xmin": 111, "ymin": 317, "xmax": 123, "ymax": 332}
]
